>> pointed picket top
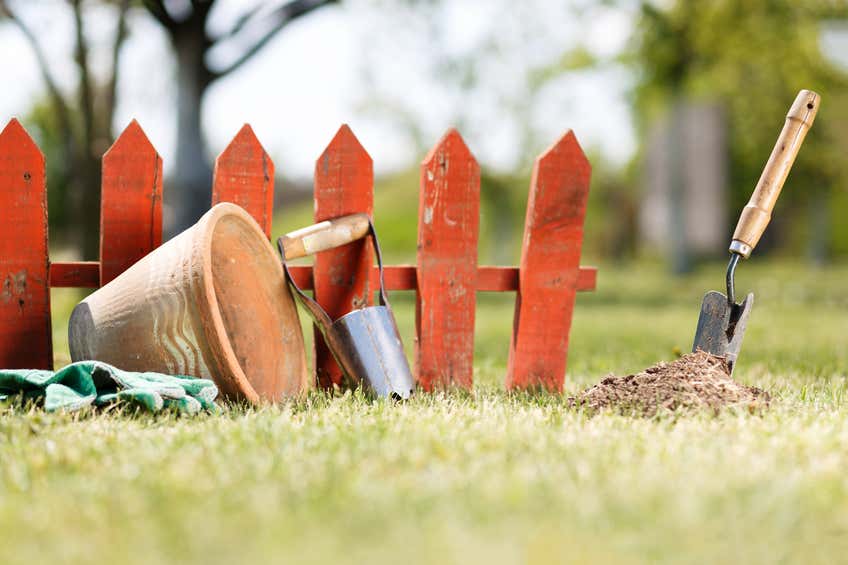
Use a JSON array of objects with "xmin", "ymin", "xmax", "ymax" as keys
[
  {"xmin": 536, "ymin": 128, "xmax": 588, "ymax": 164},
  {"xmin": 104, "ymin": 119, "xmax": 155, "ymax": 159},
  {"xmin": 421, "ymin": 127, "xmax": 475, "ymax": 167},
  {"xmin": 0, "ymin": 117, "xmax": 52, "ymax": 369},
  {"xmin": 312, "ymin": 123, "xmax": 374, "ymax": 389},
  {"xmin": 0, "ymin": 119, "xmax": 45, "ymax": 180},
  {"xmin": 217, "ymin": 123, "xmax": 266, "ymax": 160},
  {"xmin": 506, "ymin": 129, "xmax": 592, "ymax": 392},
  {"xmin": 416, "ymin": 127, "xmax": 480, "ymax": 390},
  {"xmin": 317, "ymin": 124, "xmax": 372, "ymax": 174},
  {"xmin": 212, "ymin": 124, "xmax": 274, "ymax": 236},
  {"xmin": 0, "ymin": 117, "xmax": 23, "ymax": 134},
  {"xmin": 528, "ymin": 130, "xmax": 591, "ymax": 224},
  {"xmin": 0, "ymin": 119, "xmax": 44, "ymax": 160},
  {"xmin": 100, "ymin": 119, "xmax": 163, "ymax": 285}
]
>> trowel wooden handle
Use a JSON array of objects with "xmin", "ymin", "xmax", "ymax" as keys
[
  {"xmin": 280, "ymin": 213, "xmax": 370, "ymax": 259},
  {"xmin": 730, "ymin": 89, "xmax": 819, "ymax": 258}
]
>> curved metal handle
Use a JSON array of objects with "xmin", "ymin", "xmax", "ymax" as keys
[
  {"xmin": 278, "ymin": 243, "xmax": 334, "ymax": 331},
  {"xmin": 368, "ymin": 219, "xmax": 390, "ymax": 308},
  {"xmin": 730, "ymin": 89, "xmax": 819, "ymax": 258},
  {"xmin": 277, "ymin": 218, "xmax": 390, "ymax": 325}
]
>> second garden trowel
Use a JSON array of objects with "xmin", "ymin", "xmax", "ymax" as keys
[{"xmin": 692, "ymin": 89, "xmax": 820, "ymax": 373}]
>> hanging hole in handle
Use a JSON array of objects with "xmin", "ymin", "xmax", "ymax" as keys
[{"xmin": 807, "ymin": 103, "xmax": 814, "ymax": 109}]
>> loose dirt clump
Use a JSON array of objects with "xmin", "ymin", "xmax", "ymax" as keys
[{"xmin": 569, "ymin": 351, "xmax": 771, "ymax": 417}]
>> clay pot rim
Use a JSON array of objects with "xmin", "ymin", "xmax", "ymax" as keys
[{"xmin": 193, "ymin": 202, "xmax": 282, "ymax": 404}]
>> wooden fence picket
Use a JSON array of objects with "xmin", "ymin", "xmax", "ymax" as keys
[
  {"xmin": 212, "ymin": 124, "xmax": 274, "ymax": 236},
  {"xmin": 312, "ymin": 125, "xmax": 374, "ymax": 389},
  {"xmin": 0, "ymin": 119, "xmax": 52, "ymax": 369},
  {"xmin": 505, "ymin": 130, "xmax": 591, "ymax": 392},
  {"xmin": 100, "ymin": 120, "xmax": 163, "ymax": 285},
  {"xmin": 416, "ymin": 129, "xmax": 480, "ymax": 390}
]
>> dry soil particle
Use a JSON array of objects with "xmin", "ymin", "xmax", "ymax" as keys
[{"xmin": 568, "ymin": 351, "xmax": 771, "ymax": 417}]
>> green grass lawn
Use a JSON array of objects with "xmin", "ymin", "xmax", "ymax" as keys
[{"xmin": 3, "ymin": 257, "xmax": 846, "ymax": 564}]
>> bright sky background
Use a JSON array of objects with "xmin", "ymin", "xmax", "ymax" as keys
[
  {"xmin": 0, "ymin": 0, "xmax": 638, "ymax": 179},
  {"xmin": 2, "ymin": 1, "xmax": 846, "ymax": 180}
]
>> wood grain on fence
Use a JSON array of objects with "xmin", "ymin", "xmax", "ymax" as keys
[
  {"xmin": 313, "ymin": 125, "xmax": 374, "ymax": 389},
  {"xmin": 100, "ymin": 120, "xmax": 163, "ymax": 285},
  {"xmin": 50, "ymin": 262, "xmax": 99, "ymax": 288},
  {"xmin": 505, "ymin": 130, "xmax": 591, "ymax": 392},
  {"xmin": 212, "ymin": 124, "xmax": 274, "ymax": 237},
  {"xmin": 0, "ymin": 119, "xmax": 53, "ymax": 369},
  {"xmin": 416, "ymin": 129, "xmax": 480, "ymax": 390}
]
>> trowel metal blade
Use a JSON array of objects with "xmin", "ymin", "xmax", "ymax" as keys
[{"xmin": 692, "ymin": 290, "xmax": 754, "ymax": 373}]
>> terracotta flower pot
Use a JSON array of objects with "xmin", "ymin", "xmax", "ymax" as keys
[{"xmin": 69, "ymin": 203, "xmax": 308, "ymax": 403}]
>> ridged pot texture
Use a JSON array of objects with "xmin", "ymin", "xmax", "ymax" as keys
[{"xmin": 69, "ymin": 203, "xmax": 308, "ymax": 403}]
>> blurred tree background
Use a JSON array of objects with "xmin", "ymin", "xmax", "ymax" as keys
[
  {"xmin": 1, "ymin": 0, "xmax": 846, "ymax": 267},
  {"xmin": 354, "ymin": 0, "xmax": 848, "ymax": 268},
  {"xmin": 626, "ymin": 0, "xmax": 848, "ymax": 267},
  {"xmin": 141, "ymin": 0, "xmax": 337, "ymax": 232},
  {"xmin": 0, "ymin": 0, "xmax": 335, "ymax": 258}
]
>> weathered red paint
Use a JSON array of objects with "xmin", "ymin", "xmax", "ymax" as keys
[
  {"xmin": 100, "ymin": 120, "xmax": 163, "ymax": 285},
  {"xmin": 505, "ymin": 131, "xmax": 592, "ymax": 392},
  {"xmin": 50, "ymin": 262, "xmax": 99, "ymax": 288},
  {"xmin": 312, "ymin": 125, "xmax": 374, "ymax": 388},
  {"xmin": 212, "ymin": 124, "xmax": 274, "ymax": 237},
  {"xmin": 416, "ymin": 129, "xmax": 480, "ymax": 390},
  {"xmin": 0, "ymin": 119, "xmax": 52, "ymax": 369},
  {"xmin": 475, "ymin": 266, "xmax": 596, "ymax": 293}
]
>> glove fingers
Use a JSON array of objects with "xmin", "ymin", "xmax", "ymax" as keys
[
  {"xmin": 44, "ymin": 383, "xmax": 96, "ymax": 412},
  {"xmin": 163, "ymin": 395, "xmax": 201, "ymax": 415}
]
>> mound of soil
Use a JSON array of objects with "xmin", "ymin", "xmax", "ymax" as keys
[{"xmin": 569, "ymin": 351, "xmax": 770, "ymax": 417}]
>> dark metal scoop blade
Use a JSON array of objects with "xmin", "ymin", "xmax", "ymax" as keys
[{"xmin": 692, "ymin": 291, "xmax": 754, "ymax": 373}]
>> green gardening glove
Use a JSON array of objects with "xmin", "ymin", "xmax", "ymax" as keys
[
  {"xmin": 88, "ymin": 362, "xmax": 219, "ymax": 414},
  {"xmin": 0, "ymin": 362, "xmax": 219, "ymax": 414}
]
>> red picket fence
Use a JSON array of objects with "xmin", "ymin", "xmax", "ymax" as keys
[{"xmin": 0, "ymin": 118, "xmax": 596, "ymax": 392}]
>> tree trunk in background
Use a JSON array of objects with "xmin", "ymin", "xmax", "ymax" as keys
[
  {"xmin": 170, "ymin": 29, "xmax": 213, "ymax": 235},
  {"xmin": 667, "ymin": 100, "xmax": 691, "ymax": 274},
  {"xmin": 77, "ymin": 151, "xmax": 102, "ymax": 259},
  {"xmin": 641, "ymin": 101, "xmax": 728, "ymax": 272},
  {"xmin": 141, "ymin": 0, "xmax": 337, "ymax": 233}
]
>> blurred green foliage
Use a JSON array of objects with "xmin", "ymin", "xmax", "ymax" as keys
[
  {"xmin": 627, "ymin": 0, "xmax": 848, "ymax": 259},
  {"xmin": 363, "ymin": 1, "xmax": 848, "ymax": 263}
]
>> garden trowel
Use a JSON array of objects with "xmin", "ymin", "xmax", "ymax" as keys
[{"xmin": 692, "ymin": 89, "xmax": 819, "ymax": 373}]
